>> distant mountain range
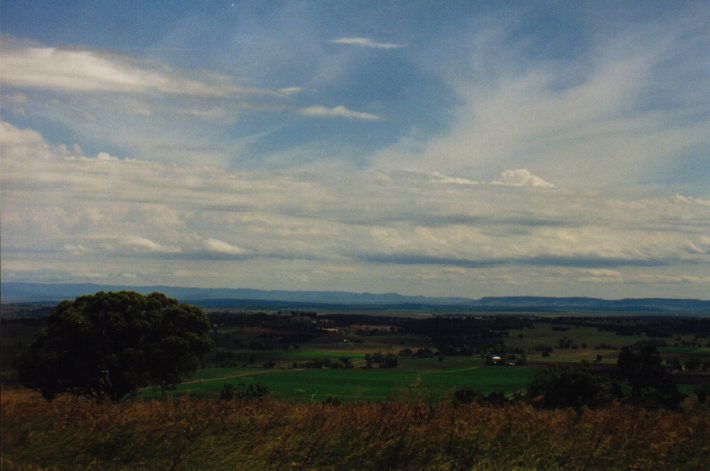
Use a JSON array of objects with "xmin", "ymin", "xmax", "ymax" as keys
[{"xmin": 2, "ymin": 282, "xmax": 709, "ymax": 314}]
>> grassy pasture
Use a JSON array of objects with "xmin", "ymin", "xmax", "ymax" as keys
[
  {"xmin": 506, "ymin": 323, "xmax": 647, "ymax": 350},
  {"xmin": 141, "ymin": 356, "xmax": 537, "ymax": 402},
  {"xmin": 659, "ymin": 346, "xmax": 710, "ymax": 355}
]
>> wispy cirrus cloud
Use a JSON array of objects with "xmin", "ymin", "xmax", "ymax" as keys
[
  {"xmin": 0, "ymin": 40, "xmax": 271, "ymax": 97},
  {"xmin": 329, "ymin": 37, "xmax": 406, "ymax": 49},
  {"xmin": 64, "ymin": 235, "xmax": 182, "ymax": 256},
  {"xmin": 278, "ymin": 86, "xmax": 305, "ymax": 95},
  {"xmin": 375, "ymin": 11, "xmax": 710, "ymax": 189},
  {"xmin": 298, "ymin": 105, "xmax": 382, "ymax": 121}
]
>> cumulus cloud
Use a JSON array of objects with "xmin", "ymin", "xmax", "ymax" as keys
[
  {"xmin": 0, "ymin": 120, "xmax": 44, "ymax": 147},
  {"xmin": 329, "ymin": 37, "xmax": 406, "ymax": 49},
  {"xmin": 298, "ymin": 105, "xmax": 382, "ymax": 121},
  {"xmin": 492, "ymin": 169, "xmax": 554, "ymax": 188}
]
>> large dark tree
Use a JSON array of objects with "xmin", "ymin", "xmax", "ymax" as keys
[
  {"xmin": 15, "ymin": 291, "xmax": 213, "ymax": 402},
  {"xmin": 617, "ymin": 343, "xmax": 681, "ymax": 408}
]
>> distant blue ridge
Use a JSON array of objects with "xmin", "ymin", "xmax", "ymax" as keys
[{"xmin": 2, "ymin": 282, "xmax": 709, "ymax": 314}]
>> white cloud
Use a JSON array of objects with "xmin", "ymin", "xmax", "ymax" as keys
[
  {"xmin": 492, "ymin": 169, "xmax": 554, "ymax": 188},
  {"xmin": 204, "ymin": 238, "xmax": 245, "ymax": 255},
  {"xmin": 278, "ymin": 86, "xmax": 305, "ymax": 95},
  {"xmin": 0, "ymin": 120, "xmax": 45, "ymax": 148},
  {"xmin": 634, "ymin": 274, "xmax": 710, "ymax": 285},
  {"xmin": 431, "ymin": 172, "xmax": 480, "ymax": 185},
  {"xmin": 576, "ymin": 269, "xmax": 624, "ymax": 283},
  {"xmin": 1, "ymin": 122, "xmax": 708, "ymax": 297},
  {"xmin": 298, "ymin": 105, "xmax": 382, "ymax": 121},
  {"xmin": 178, "ymin": 107, "xmax": 233, "ymax": 122},
  {"xmin": 119, "ymin": 236, "xmax": 181, "ymax": 253},
  {"xmin": 0, "ymin": 41, "xmax": 270, "ymax": 97},
  {"xmin": 61, "ymin": 236, "xmax": 181, "ymax": 255},
  {"xmin": 374, "ymin": 14, "xmax": 710, "ymax": 189},
  {"xmin": 95, "ymin": 152, "xmax": 118, "ymax": 161},
  {"xmin": 329, "ymin": 37, "xmax": 406, "ymax": 49}
]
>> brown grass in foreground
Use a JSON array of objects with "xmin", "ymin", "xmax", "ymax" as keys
[{"xmin": 1, "ymin": 389, "xmax": 709, "ymax": 470}]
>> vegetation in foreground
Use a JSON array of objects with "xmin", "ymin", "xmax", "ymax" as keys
[{"xmin": 2, "ymin": 389, "xmax": 709, "ymax": 471}]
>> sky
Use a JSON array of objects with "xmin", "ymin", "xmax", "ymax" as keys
[{"xmin": 1, "ymin": 0, "xmax": 709, "ymax": 299}]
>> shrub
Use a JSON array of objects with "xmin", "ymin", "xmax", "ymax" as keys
[
  {"xmin": 218, "ymin": 382, "xmax": 269, "ymax": 401},
  {"xmin": 527, "ymin": 364, "xmax": 612, "ymax": 409},
  {"xmin": 453, "ymin": 386, "xmax": 481, "ymax": 404}
]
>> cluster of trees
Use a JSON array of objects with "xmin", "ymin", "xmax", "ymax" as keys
[
  {"xmin": 208, "ymin": 311, "xmax": 320, "ymax": 351},
  {"xmin": 450, "ymin": 344, "xmax": 689, "ymax": 411},
  {"xmin": 365, "ymin": 352, "xmax": 399, "ymax": 368},
  {"xmin": 526, "ymin": 343, "xmax": 684, "ymax": 410},
  {"xmin": 398, "ymin": 347, "xmax": 436, "ymax": 358},
  {"xmin": 407, "ymin": 317, "xmax": 517, "ymax": 356},
  {"xmin": 551, "ymin": 317, "xmax": 710, "ymax": 343},
  {"xmin": 294, "ymin": 357, "xmax": 354, "ymax": 369},
  {"xmin": 15, "ymin": 291, "xmax": 213, "ymax": 402}
]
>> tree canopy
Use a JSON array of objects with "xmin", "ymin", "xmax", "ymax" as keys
[
  {"xmin": 16, "ymin": 291, "xmax": 213, "ymax": 401},
  {"xmin": 617, "ymin": 343, "xmax": 681, "ymax": 408}
]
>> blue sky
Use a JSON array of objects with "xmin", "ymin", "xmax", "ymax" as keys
[{"xmin": 1, "ymin": 1, "xmax": 709, "ymax": 298}]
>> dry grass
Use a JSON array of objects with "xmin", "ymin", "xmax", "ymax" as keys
[{"xmin": 2, "ymin": 389, "xmax": 709, "ymax": 470}]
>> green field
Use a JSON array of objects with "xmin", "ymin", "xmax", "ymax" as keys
[
  {"xmin": 659, "ymin": 346, "xmax": 710, "ymax": 355},
  {"xmin": 506, "ymin": 323, "xmax": 672, "ymax": 350},
  {"xmin": 141, "ymin": 356, "xmax": 536, "ymax": 402}
]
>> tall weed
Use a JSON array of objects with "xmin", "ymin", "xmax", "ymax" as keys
[{"xmin": 2, "ymin": 390, "xmax": 708, "ymax": 470}]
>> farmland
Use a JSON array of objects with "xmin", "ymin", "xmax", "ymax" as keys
[
  {"xmin": 4, "ymin": 308, "xmax": 710, "ymax": 402},
  {"xmin": 141, "ymin": 359, "xmax": 537, "ymax": 402}
]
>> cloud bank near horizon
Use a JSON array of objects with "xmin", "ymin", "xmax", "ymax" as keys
[{"xmin": 2, "ymin": 121, "xmax": 709, "ymax": 297}]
